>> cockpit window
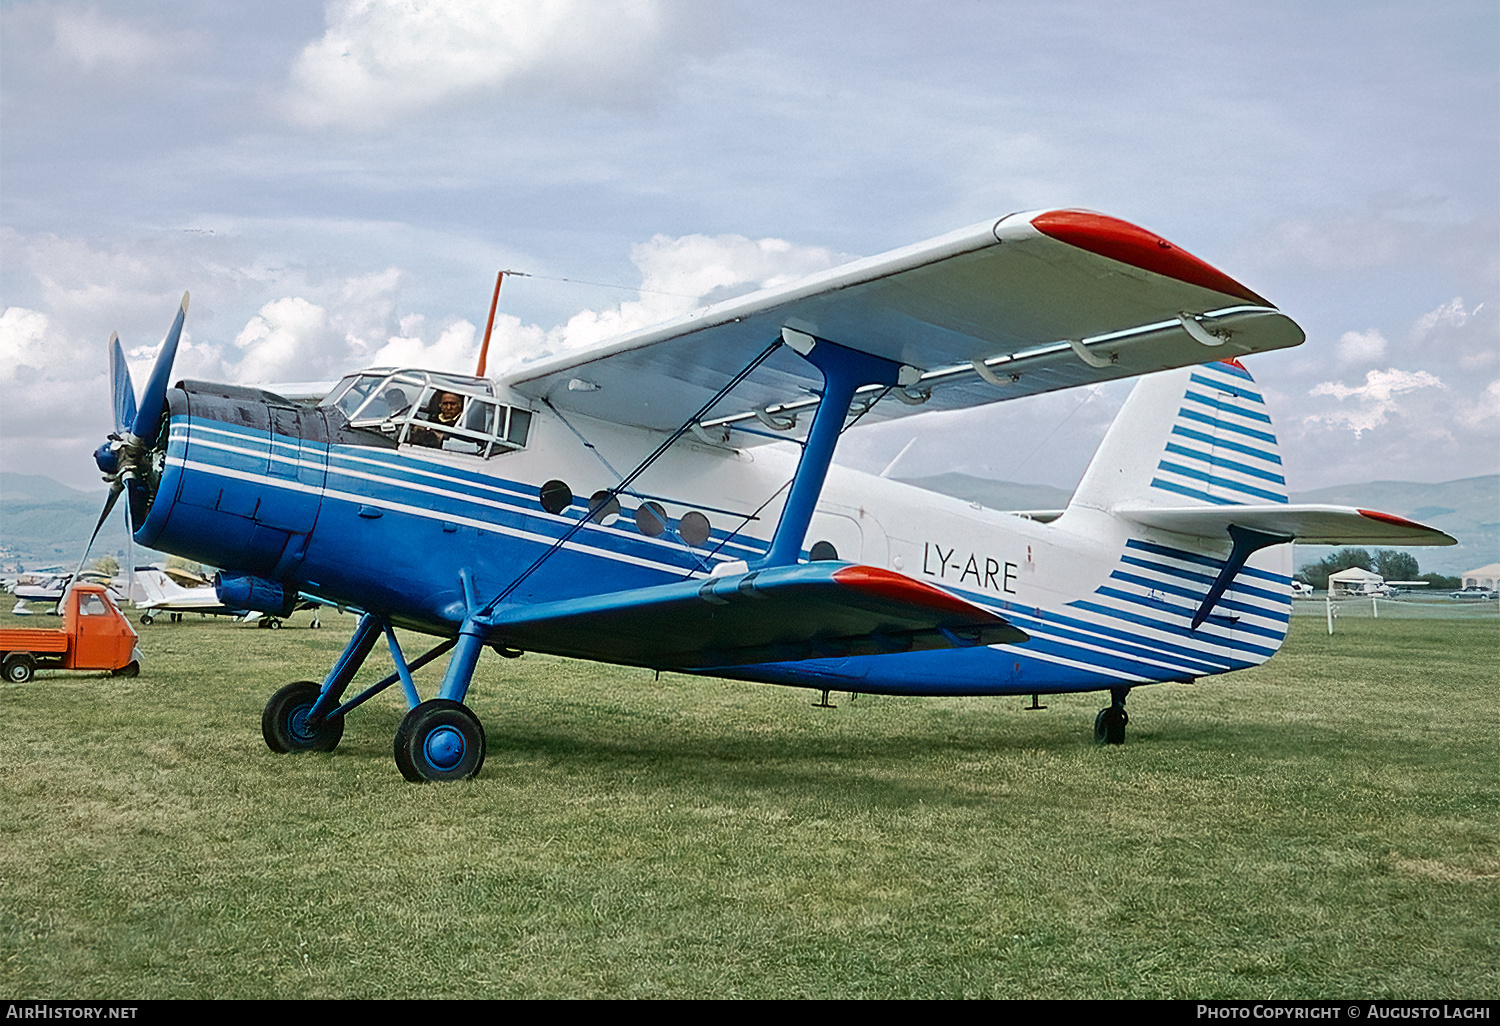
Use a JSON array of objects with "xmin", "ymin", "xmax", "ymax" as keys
[{"xmin": 321, "ymin": 369, "xmax": 531, "ymax": 457}]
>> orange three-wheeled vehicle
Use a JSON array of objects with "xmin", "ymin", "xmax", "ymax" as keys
[{"xmin": 1, "ymin": 583, "xmax": 141, "ymax": 683}]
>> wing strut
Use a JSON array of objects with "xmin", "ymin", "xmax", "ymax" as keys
[
  {"xmin": 758, "ymin": 330, "xmax": 911, "ymax": 567},
  {"xmin": 479, "ymin": 335, "xmax": 785, "ymax": 619}
]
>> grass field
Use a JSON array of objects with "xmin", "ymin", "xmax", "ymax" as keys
[{"xmin": 2, "ymin": 604, "xmax": 1495, "ymax": 999}]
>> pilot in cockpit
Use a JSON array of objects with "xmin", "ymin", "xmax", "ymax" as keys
[
  {"xmin": 409, "ymin": 390, "xmax": 464, "ymax": 448},
  {"xmin": 381, "ymin": 387, "xmax": 409, "ymax": 417}
]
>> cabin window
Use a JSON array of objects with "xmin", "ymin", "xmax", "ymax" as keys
[{"xmin": 322, "ymin": 369, "xmax": 533, "ymax": 459}]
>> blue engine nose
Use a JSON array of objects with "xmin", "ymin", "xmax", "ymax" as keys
[{"xmin": 94, "ymin": 443, "xmax": 119, "ymax": 476}]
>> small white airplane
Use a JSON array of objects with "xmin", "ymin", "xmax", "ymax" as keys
[
  {"xmin": 11, "ymin": 567, "xmax": 121, "ymax": 613},
  {"xmin": 81, "ymin": 208, "xmax": 1456, "ymax": 781},
  {"xmin": 127, "ymin": 566, "xmax": 322, "ymax": 628}
]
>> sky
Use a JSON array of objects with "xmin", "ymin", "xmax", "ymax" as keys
[{"xmin": 2, "ymin": 0, "xmax": 1496, "ymax": 496}]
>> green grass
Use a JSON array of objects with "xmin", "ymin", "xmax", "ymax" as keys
[{"xmin": 1, "ymin": 606, "xmax": 1495, "ymax": 999}]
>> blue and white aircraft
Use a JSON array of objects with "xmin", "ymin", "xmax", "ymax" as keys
[{"xmin": 87, "ymin": 209, "xmax": 1454, "ymax": 781}]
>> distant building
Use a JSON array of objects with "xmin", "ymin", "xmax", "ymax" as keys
[
  {"xmin": 1328, "ymin": 567, "xmax": 1384, "ymax": 595},
  {"xmin": 1461, "ymin": 563, "xmax": 1500, "ymax": 590}
]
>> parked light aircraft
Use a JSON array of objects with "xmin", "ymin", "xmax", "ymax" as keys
[
  {"xmin": 128, "ymin": 567, "xmax": 323, "ymax": 628},
  {"xmin": 84, "ymin": 209, "xmax": 1455, "ymax": 781}
]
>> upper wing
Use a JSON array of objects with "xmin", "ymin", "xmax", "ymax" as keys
[
  {"xmin": 489, "ymin": 562, "xmax": 1027, "ymax": 670},
  {"xmin": 500, "ymin": 209, "xmax": 1304, "ymax": 443},
  {"xmin": 1116, "ymin": 504, "xmax": 1458, "ymax": 546}
]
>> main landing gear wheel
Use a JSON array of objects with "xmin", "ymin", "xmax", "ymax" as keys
[
  {"xmin": 4, "ymin": 654, "xmax": 36, "ymax": 684},
  {"xmin": 139, "ymin": 614, "xmax": 155, "ymax": 626},
  {"xmin": 393, "ymin": 699, "xmax": 486, "ymax": 783},
  {"xmin": 1094, "ymin": 705, "xmax": 1129, "ymax": 745},
  {"xmin": 262, "ymin": 681, "xmax": 344, "ymax": 753}
]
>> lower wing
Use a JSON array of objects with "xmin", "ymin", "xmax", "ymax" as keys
[{"xmin": 489, "ymin": 563, "xmax": 1028, "ymax": 670}]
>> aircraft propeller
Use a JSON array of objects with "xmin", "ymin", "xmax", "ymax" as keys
[{"xmin": 76, "ymin": 293, "xmax": 189, "ymax": 592}]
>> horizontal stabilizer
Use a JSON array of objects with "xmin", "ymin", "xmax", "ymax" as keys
[
  {"xmin": 1116, "ymin": 504, "xmax": 1456, "ymax": 546},
  {"xmin": 489, "ymin": 563, "xmax": 1028, "ymax": 670}
]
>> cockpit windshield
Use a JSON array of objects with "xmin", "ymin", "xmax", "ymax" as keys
[{"xmin": 321, "ymin": 369, "xmax": 532, "ymax": 457}]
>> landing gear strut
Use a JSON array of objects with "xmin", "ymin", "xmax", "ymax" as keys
[
  {"xmin": 257, "ymin": 610, "xmax": 486, "ymax": 782},
  {"xmin": 1094, "ymin": 687, "xmax": 1130, "ymax": 745}
]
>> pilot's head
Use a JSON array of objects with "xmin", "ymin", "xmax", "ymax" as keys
[{"xmin": 434, "ymin": 391, "xmax": 463, "ymax": 425}]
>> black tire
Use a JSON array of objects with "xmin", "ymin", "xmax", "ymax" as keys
[
  {"xmin": 112, "ymin": 661, "xmax": 140, "ymax": 678},
  {"xmin": 310, "ymin": 617, "xmax": 321, "ymax": 630},
  {"xmin": 3, "ymin": 654, "xmax": 36, "ymax": 684},
  {"xmin": 393, "ymin": 699, "xmax": 486, "ymax": 783},
  {"xmin": 268, "ymin": 618, "xmax": 282, "ymax": 630},
  {"xmin": 262, "ymin": 681, "xmax": 343, "ymax": 753},
  {"xmin": 140, "ymin": 614, "xmax": 155, "ymax": 626},
  {"xmin": 1094, "ymin": 706, "xmax": 1128, "ymax": 745}
]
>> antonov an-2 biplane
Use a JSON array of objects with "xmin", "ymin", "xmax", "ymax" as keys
[{"xmin": 87, "ymin": 209, "xmax": 1454, "ymax": 781}]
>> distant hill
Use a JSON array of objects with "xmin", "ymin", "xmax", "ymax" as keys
[
  {"xmin": 895, "ymin": 472, "xmax": 1497, "ymax": 577},
  {"xmin": 1285, "ymin": 476, "xmax": 1497, "ymax": 578},
  {"xmin": 1, "ymin": 473, "xmax": 106, "ymax": 504},
  {"xmin": 0, "ymin": 473, "xmax": 135, "ymax": 571}
]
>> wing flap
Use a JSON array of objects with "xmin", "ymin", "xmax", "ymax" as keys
[
  {"xmin": 1116, "ymin": 504, "xmax": 1457, "ymax": 546},
  {"xmin": 489, "ymin": 563, "xmax": 1028, "ymax": 670}
]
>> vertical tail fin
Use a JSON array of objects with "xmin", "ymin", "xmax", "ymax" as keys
[
  {"xmin": 1068, "ymin": 359, "xmax": 1288, "ymax": 514},
  {"xmin": 1061, "ymin": 359, "xmax": 1294, "ymax": 675}
]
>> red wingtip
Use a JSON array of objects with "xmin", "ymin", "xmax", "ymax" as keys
[
  {"xmin": 1031, "ymin": 210, "xmax": 1270, "ymax": 307},
  {"xmin": 832, "ymin": 565, "xmax": 996, "ymax": 618},
  {"xmin": 1358, "ymin": 509, "xmax": 1433, "ymax": 531}
]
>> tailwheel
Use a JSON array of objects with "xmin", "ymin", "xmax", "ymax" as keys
[
  {"xmin": 394, "ymin": 699, "xmax": 486, "ymax": 783},
  {"xmin": 262, "ymin": 681, "xmax": 344, "ymax": 753},
  {"xmin": 1093, "ymin": 687, "xmax": 1131, "ymax": 745}
]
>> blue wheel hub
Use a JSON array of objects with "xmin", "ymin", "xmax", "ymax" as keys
[
  {"xmin": 424, "ymin": 725, "xmax": 466, "ymax": 769},
  {"xmin": 288, "ymin": 705, "xmax": 315, "ymax": 742}
]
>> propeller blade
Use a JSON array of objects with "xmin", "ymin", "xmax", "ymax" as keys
[
  {"xmin": 69, "ymin": 483, "xmax": 123, "ymax": 592},
  {"xmin": 130, "ymin": 291, "xmax": 189, "ymax": 443},
  {"xmin": 124, "ymin": 490, "xmax": 137, "ymax": 606},
  {"xmin": 109, "ymin": 332, "xmax": 138, "ymax": 435}
]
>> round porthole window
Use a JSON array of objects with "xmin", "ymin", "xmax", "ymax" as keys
[
  {"xmin": 635, "ymin": 501, "xmax": 668, "ymax": 537},
  {"xmin": 539, "ymin": 479, "xmax": 573, "ymax": 515},
  {"xmin": 810, "ymin": 540, "xmax": 839, "ymax": 561},
  {"xmin": 588, "ymin": 489, "xmax": 621, "ymax": 524},
  {"xmin": 678, "ymin": 510, "xmax": 711, "ymax": 546}
]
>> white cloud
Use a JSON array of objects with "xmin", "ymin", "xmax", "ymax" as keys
[
  {"xmin": 0, "ymin": 307, "xmax": 52, "ymax": 381},
  {"xmin": 1335, "ymin": 328, "xmax": 1387, "ymax": 365},
  {"xmin": 282, "ymin": 0, "xmax": 685, "ymax": 129},
  {"xmin": 233, "ymin": 297, "xmax": 338, "ymax": 384},
  {"xmin": 372, "ymin": 320, "xmax": 480, "ymax": 372},
  {"xmin": 496, "ymin": 232, "xmax": 843, "ymax": 368},
  {"xmin": 1304, "ymin": 367, "xmax": 1445, "ymax": 435},
  {"xmin": 1457, "ymin": 379, "xmax": 1500, "ymax": 429},
  {"xmin": 1412, "ymin": 297, "xmax": 1473, "ymax": 339}
]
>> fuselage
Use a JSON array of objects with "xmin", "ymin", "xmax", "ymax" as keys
[{"xmin": 132, "ymin": 375, "xmax": 1292, "ymax": 698}]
